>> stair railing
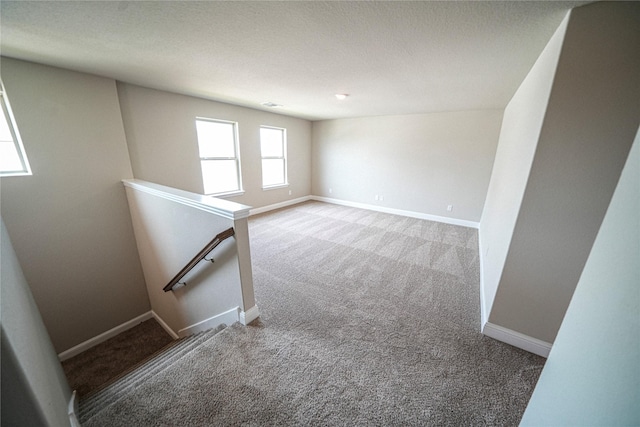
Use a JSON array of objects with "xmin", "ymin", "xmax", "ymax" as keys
[{"xmin": 163, "ymin": 227, "xmax": 235, "ymax": 292}]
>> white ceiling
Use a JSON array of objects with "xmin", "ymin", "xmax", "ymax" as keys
[{"xmin": 0, "ymin": 1, "xmax": 588, "ymax": 121}]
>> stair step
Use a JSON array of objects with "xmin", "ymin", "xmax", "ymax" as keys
[{"xmin": 79, "ymin": 324, "xmax": 227, "ymax": 423}]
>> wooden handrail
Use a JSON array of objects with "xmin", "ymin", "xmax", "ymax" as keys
[{"xmin": 163, "ymin": 227, "xmax": 235, "ymax": 292}]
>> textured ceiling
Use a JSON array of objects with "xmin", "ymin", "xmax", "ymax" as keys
[{"xmin": 0, "ymin": 1, "xmax": 588, "ymax": 120}]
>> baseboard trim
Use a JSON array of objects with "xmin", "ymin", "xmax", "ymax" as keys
[
  {"xmin": 248, "ymin": 194, "xmax": 480, "ymax": 229},
  {"xmin": 310, "ymin": 196, "xmax": 480, "ymax": 229},
  {"xmin": 177, "ymin": 307, "xmax": 240, "ymax": 337},
  {"xmin": 58, "ymin": 311, "xmax": 154, "ymax": 361},
  {"xmin": 58, "ymin": 306, "xmax": 261, "ymax": 360},
  {"xmin": 239, "ymin": 305, "xmax": 260, "ymax": 325},
  {"xmin": 151, "ymin": 311, "xmax": 179, "ymax": 340},
  {"xmin": 477, "ymin": 230, "xmax": 488, "ymax": 329},
  {"xmin": 249, "ymin": 196, "xmax": 312, "ymax": 216},
  {"xmin": 68, "ymin": 390, "xmax": 80, "ymax": 427},
  {"xmin": 482, "ymin": 322, "xmax": 552, "ymax": 358}
]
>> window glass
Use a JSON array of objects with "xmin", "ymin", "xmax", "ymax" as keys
[
  {"xmin": 201, "ymin": 159, "xmax": 239, "ymax": 195},
  {"xmin": 196, "ymin": 118, "xmax": 241, "ymax": 195},
  {"xmin": 262, "ymin": 158, "xmax": 285, "ymax": 187},
  {"xmin": 260, "ymin": 127, "xmax": 284, "ymax": 157},
  {"xmin": 0, "ymin": 87, "xmax": 31, "ymax": 177},
  {"xmin": 196, "ymin": 120, "xmax": 236, "ymax": 158},
  {"xmin": 260, "ymin": 126, "xmax": 287, "ymax": 188}
]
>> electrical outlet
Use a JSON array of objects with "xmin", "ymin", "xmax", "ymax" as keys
[
  {"xmin": 329, "ymin": 188, "xmax": 332, "ymax": 194},
  {"xmin": 288, "ymin": 190, "xmax": 292, "ymax": 196},
  {"xmin": 375, "ymin": 195, "xmax": 379, "ymax": 201},
  {"xmin": 447, "ymin": 205, "xmax": 453, "ymax": 212},
  {"xmin": 380, "ymin": 195, "xmax": 384, "ymax": 201}
]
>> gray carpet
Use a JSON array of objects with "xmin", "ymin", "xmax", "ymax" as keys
[
  {"xmin": 79, "ymin": 324, "xmax": 228, "ymax": 423},
  {"xmin": 62, "ymin": 318, "xmax": 173, "ymax": 397},
  {"xmin": 83, "ymin": 201, "xmax": 545, "ymax": 426}
]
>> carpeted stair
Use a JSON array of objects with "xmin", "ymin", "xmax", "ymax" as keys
[{"xmin": 78, "ymin": 324, "xmax": 227, "ymax": 424}]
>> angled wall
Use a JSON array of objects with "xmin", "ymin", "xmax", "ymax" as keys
[
  {"xmin": 521, "ymin": 127, "xmax": 640, "ymax": 426},
  {"xmin": 1, "ymin": 218, "xmax": 71, "ymax": 426},
  {"xmin": 481, "ymin": 2, "xmax": 640, "ymax": 350},
  {"xmin": 479, "ymin": 14, "xmax": 568, "ymax": 324},
  {"xmin": 0, "ymin": 58, "xmax": 150, "ymax": 352}
]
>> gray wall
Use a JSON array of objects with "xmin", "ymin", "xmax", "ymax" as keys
[
  {"xmin": 0, "ymin": 58, "xmax": 150, "ymax": 352},
  {"xmin": 479, "ymin": 15, "xmax": 568, "ymax": 322},
  {"xmin": 1, "ymin": 218, "xmax": 71, "ymax": 426},
  {"xmin": 124, "ymin": 183, "xmax": 246, "ymax": 335},
  {"xmin": 311, "ymin": 110, "xmax": 502, "ymax": 222},
  {"xmin": 483, "ymin": 2, "xmax": 640, "ymax": 344},
  {"xmin": 521, "ymin": 127, "xmax": 640, "ymax": 425},
  {"xmin": 117, "ymin": 83, "xmax": 312, "ymax": 209}
]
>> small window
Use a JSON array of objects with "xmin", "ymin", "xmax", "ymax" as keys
[
  {"xmin": 0, "ymin": 82, "xmax": 31, "ymax": 177},
  {"xmin": 195, "ymin": 118, "xmax": 242, "ymax": 196},
  {"xmin": 260, "ymin": 126, "xmax": 287, "ymax": 188}
]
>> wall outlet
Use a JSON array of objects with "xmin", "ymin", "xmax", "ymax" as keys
[
  {"xmin": 329, "ymin": 188, "xmax": 332, "ymax": 194},
  {"xmin": 288, "ymin": 190, "xmax": 292, "ymax": 196},
  {"xmin": 447, "ymin": 205, "xmax": 453, "ymax": 212},
  {"xmin": 380, "ymin": 195, "xmax": 384, "ymax": 201},
  {"xmin": 375, "ymin": 195, "xmax": 379, "ymax": 201}
]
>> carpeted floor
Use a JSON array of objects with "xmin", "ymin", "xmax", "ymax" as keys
[
  {"xmin": 82, "ymin": 201, "xmax": 545, "ymax": 426},
  {"xmin": 62, "ymin": 318, "xmax": 174, "ymax": 397}
]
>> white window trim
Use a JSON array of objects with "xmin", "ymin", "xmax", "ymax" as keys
[
  {"xmin": 196, "ymin": 117, "xmax": 243, "ymax": 196},
  {"xmin": 260, "ymin": 125, "xmax": 288, "ymax": 190},
  {"xmin": 0, "ymin": 81, "xmax": 32, "ymax": 177}
]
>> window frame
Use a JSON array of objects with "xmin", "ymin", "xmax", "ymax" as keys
[
  {"xmin": 260, "ymin": 125, "xmax": 288, "ymax": 190},
  {"xmin": 0, "ymin": 82, "xmax": 32, "ymax": 177},
  {"xmin": 195, "ymin": 117, "xmax": 243, "ymax": 197}
]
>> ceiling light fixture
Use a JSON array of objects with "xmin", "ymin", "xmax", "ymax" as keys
[
  {"xmin": 335, "ymin": 94, "xmax": 349, "ymax": 100},
  {"xmin": 261, "ymin": 101, "xmax": 283, "ymax": 108}
]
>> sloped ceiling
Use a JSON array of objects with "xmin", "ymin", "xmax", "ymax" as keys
[{"xmin": 0, "ymin": 1, "xmax": 588, "ymax": 120}]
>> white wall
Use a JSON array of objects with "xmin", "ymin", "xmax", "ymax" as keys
[
  {"xmin": 311, "ymin": 110, "xmax": 502, "ymax": 223},
  {"xmin": 1, "ymin": 218, "xmax": 71, "ymax": 426},
  {"xmin": 124, "ymin": 181, "xmax": 254, "ymax": 336},
  {"xmin": 117, "ymin": 83, "xmax": 312, "ymax": 209},
  {"xmin": 487, "ymin": 2, "xmax": 640, "ymax": 345},
  {"xmin": 0, "ymin": 58, "xmax": 150, "ymax": 352},
  {"xmin": 521, "ymin": 127, "xmax": 640, "ymax": 426},
  {"xmin": 478, "ymin": 15, "xmax": 568, "ymax": 323}
]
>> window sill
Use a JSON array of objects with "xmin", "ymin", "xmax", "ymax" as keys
[
  {"xmin": 208, "ymin": 190, "xmax": 245, "ymax": 199},
  {"xmin": 262, "ymin": 183, "xmax": 289, "ymax": 191},
  {"xmin": 0, "ymin": 170, "xmax": 32, "ymax": 177}
]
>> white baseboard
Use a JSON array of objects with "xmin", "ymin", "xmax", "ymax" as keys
[
  {"xmin": 177, "ymin": 307, "xmax": 240, "ymax": 337},
  {"xmin": 250, "ymin": 196, "xmax": 312, "ymax": 216},
  {"xmin": 477, "ymin": 231, "xmax": 488, "ymax": 328},
  {"xmin": 59, "ymin": 306, "xmax": 260, "ymax": 361},
  {"xmin": 248, "ymin": 194, "xmax": 479, "ymax": 229},
  {"xmin": 239, "ymin": 305, "xmax": 260, "ymax": 325},
  {"xmin": 482, "ymin": 322, "xmax": 552, "ymax": 358},
  {"xmin": 58, "ymin": 311, "xmax": 154, "ymax": 361},
  {"xmin": 310, "ymin": 196, "xmax": 480, "ymax": 229},
  {"xmin": 151, "ymin": 311, "xmax": 179, "ymax": 340},
  {"xmin": 68, "ymin": 390, "xmax": 80, "ymax": 427}
]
